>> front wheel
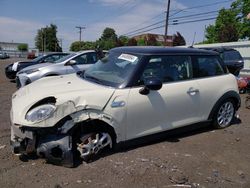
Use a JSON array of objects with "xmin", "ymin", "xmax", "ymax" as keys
[
  {"xmin": 76, "ymin": 132, "xmax": 113, "ymax": 162},
  {"xmin": 213, "ymin": 99, "xmax": 235, "ymax": 129}
]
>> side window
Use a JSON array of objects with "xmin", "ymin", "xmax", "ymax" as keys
[
  {"xmin": 139, "ymin": 55, "xmax": 193, "ymax": 84},
  {"xmin": 86, "ymin": 53, "xmax": 98, "ymax": 64},
  {"xmin": 42, "ymin": 56, "xmax": 53, "ymax": 63},
  {"xmin": 194, "ymin": 56, "xmax": 225, "ymax": 78},
  {"xmin": 51, "ymin": 55, "xmax": 61, "ymax": 61},
  {"xmin": 73, "ymin": 53, "xmax": 97, "ymax": 65}
]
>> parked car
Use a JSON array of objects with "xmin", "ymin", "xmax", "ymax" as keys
[
  {"xmin": 16, "ymin": 50, "xmax": 106, "ymax": 88},
  {"xmin": 5, "ymin": 52, "xmax": 69, "ymax": 79},
  {"xmin": 238, "ymin": 68, "xmax": 250, "ymax": 93},
  {"xmin": 10, "ymin": 47, "xmax": 240, "ymax": 167},
  {"xmin": 0, "ymin": 51, "xmax": 9, "ymax": 59},
  {"xmin": 199, "ymin": 47, "xmax": 244, "ymax": 76}
]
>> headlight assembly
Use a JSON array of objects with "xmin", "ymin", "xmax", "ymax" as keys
[{"xmin": 25, "ymin": 104, "xmax": 56, "ymax": 122}]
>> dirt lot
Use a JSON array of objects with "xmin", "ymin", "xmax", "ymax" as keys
[{"xmin": 0, "ymin": 58, "xmax": 250, "ymax": 188}]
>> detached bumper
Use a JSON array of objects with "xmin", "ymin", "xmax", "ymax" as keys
[{"xmin": 10, "ymin": 124, "xmax": 74, "ymax": 167}]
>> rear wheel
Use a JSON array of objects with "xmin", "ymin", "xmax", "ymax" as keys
[
  {"xmin": 246, "ymin": 96, "xmax": 250, "ymax": 109},
  {"xmin": 239, "ymin": 88, "xmax": 246, "ymax": 94},
  {"xmin": 213, "ymin": 99, "xmax": 235, "ymax": 129},
  {"xmin": 76, "ymin": 132, "xmax": 113, "ymax": 162}
]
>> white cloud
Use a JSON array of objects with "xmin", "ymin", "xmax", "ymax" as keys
[
  {"xmin": 0, "ymin": 17, "xmax": 43, "ymax": 47},
  {"xmin": 0, "ymin": 0, "xmax": 190, "ymax": 50}
]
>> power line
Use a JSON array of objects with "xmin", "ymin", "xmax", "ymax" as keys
[
  {"xmin": 170, "ymin": 0, "xmax": 233, "ymax": 12},
  {"xmin": 171, "ymin": 17, "xmax": 217, "ymax": 25},
  {"xmin": 123, "ymin": 10, "xmax": 223, "ymax": 36},
  {"xmin": 126, "ymin": 17, "xmax": 217, "ymax": 37},
  {"xmin": 121, "ymin": 0, "xmax": 233, "ymax": 36},
  {"xmin": 89, "ymin": 0, "xmax": 137, "ymax": 25},
  {"xmin": 171, "ymin": 10, "xmax": 219, "ymax": 20},
  {"xmin": 121, "ymin": 12, "xmax": 165, "ymax": 34}
]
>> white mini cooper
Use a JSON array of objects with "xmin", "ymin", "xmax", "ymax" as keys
[{"xmin": 10, "ymin": 47, "xmax": 240, "ymax": 167}]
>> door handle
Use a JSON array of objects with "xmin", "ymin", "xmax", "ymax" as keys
[{"xmin": 187, "ymin": 88, "xmax": 199, "ymax": 94}]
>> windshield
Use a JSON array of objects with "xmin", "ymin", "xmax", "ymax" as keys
[
  {"xmin": 83, "ymin": 52, "xmax": 141, "ymax": 87},
  {"xmin": 32, "ymin": 55, "xmax": 46, "ymax": 62},
  {"xmin": 54, "ymin": 53, "xmax": 76, "ymax": 63}
]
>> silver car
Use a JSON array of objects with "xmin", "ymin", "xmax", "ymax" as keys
[{"xmin": 16, "ymin": 50, "xmax": 104, "ymax": 88}]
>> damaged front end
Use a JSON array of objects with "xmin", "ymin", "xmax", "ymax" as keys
[
  {"xmin": 10, "ymin": 74, "xmax": 117, "ymax": 167},
  {"xmin": 10, "ymin": 102, "xmax": 115, "ymax": 167},
  {"xmin": 10, "ymin": 117, "xmax": 76, "ymax": 167}
]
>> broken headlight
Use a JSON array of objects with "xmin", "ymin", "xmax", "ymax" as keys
[{"xmin": 25, "ymin": 104, "xmax": 56, "ymax": 122}]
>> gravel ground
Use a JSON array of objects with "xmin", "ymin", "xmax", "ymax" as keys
[{"xmin": 0, "ymin": 58, "xmax": 250, "ymax": 188}]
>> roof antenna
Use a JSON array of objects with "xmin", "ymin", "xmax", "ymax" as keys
[{"xmin": 188, "ymin": 32, "xmax": 196, "ymax": 48}]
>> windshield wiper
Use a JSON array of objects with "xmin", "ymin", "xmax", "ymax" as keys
[{"xmin": 84, "ymin": 74, "xmax": 103, "ymax": 84}]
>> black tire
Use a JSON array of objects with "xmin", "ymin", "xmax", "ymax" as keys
[
  {"xmin": 213, "ymin": 99, "xmax": 236, "ymax": 129},
  {"xmin": 239, "ymin": 88, "xmax": 246, "ymax": 94},
  {"xmin": 76, "ymin": 131, "xmax": 113, "ymax": 162},
  {"xmin": 245, "ymin": 96, "xmax": 250, "ymax": 109}
]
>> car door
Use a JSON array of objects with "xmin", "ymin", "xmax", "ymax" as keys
[
  {"xmin": 67, "ymin": 52, "xmax": 98, "ymax": 74},
  {"xmin": 126, "ymin": 55, "xmax": 202, "ymax": 140}
]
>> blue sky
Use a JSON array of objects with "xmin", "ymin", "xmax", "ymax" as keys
[{"xmin": 0, "ymin": 0, "xmax": 233, "ymax": 50}]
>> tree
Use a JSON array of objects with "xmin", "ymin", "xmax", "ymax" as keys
[
  {"xmin": 118, "ymin": 35, "xmax": 129, "ymax": 46},
  {"xmin": 17, "ymin": 44, "xmax": 28, "ymax": 51},
  {"xmin": 204, "ymin": 0, "xmax": 250, "ymax": 43},
  {"xmin": 137, "ymin": 38, "xmax": 146, "ymax": 46},
  {"xmin": 127, "ymin": 38, "xmax": 137, "ymax": 46},
  {"xmin": 100, "ymin": 27, "xmax": 117, "ymax": 41},
  {"xmin": 97, "ymin": 27, "xmax": 118, "ymax": 50},
  {"xmin": 70, "ymin": 41, "xmax": 96, "ymax": 51},
  {"xmin": 205, "ymin": 8, "xmax": 240, "ymax": 43},
  {"xmin": 173, "ymin": 32, "xmax": 186, "ymax": 46},
  {"xmin": 231, "ymin": 0, "xmax": 250, "ymax": 39},
  {"xmin": 35, "ymin": 24, "xmax": 62, "ymax": 52},
  {"xmin": 146, "ymin": 34, "xmax": 158, "ymax": 46}
]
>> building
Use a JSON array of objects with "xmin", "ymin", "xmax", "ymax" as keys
[
  {"xmin": 133, "ymin": 33, "xmax": 173, "ymax": 46},
  {"xmin": 0, "ymin": 42, "xmax": 28, "ymax": 51}
]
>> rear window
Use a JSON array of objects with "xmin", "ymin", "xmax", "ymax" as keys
[
  {"xmin": 193, "ymin": 56, "xmax": 225, "ymax": 78},
  {"xmin": 223, "ymin": 51, "xmax": 242, "ymax": 61}
]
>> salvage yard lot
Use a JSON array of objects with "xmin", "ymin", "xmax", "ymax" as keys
[{"xmin": 0, "ymin": 58, "xmax": 250, "ymax": 188}]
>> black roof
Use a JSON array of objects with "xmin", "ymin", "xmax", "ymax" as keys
[
  {"xmin": 111, "ymin": 46, "xmax": 218, "ymax": 55},
  {"xmin": 198, "ymin": 47, "xmax": 237, "ymax": 52}
]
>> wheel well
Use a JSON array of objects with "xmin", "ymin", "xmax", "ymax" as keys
[
  {"xmin": 75, "ymin": 119, "xmax": 117, "ymax": 144},
  {"xmin": 208, "ymin": 91, "xmax": 240, "ymax": 121},
  {"xmin": 45, "ymin": 74, "xmax": 58, "ymax": 77}
]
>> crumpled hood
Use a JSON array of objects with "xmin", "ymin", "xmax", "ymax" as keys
[{"xmin": 11, "ymin": 74, "xmax": 115, "ymax": 126}]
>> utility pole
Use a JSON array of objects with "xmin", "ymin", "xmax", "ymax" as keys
[
  {"xmin": 164, "ymin": 0, "xmax": 171, "ymax": 46},
  {"xmin": 75, "ymin": 26, "xmax": 86, "ymax": 42}
]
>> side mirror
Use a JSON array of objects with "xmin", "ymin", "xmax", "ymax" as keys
[
  {"xmin": 65, "ymin": 60, "xmax": 76, "ymax": 66},
  {"xmin": 139, "ymin": 78, "xmax": 162, "ymax": 95}
]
